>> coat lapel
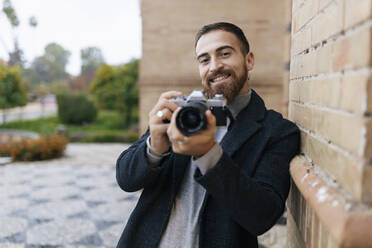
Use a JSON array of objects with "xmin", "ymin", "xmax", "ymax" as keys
[{"xmin": 221, "ymin": 89, "xmax": 266, "ymax": 156}]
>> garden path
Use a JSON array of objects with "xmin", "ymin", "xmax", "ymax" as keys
[{"xmin": 0, "ymin": 143, "xmax": 286, "ymax": 248}]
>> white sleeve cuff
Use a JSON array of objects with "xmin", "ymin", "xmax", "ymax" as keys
[
  {"xmin": 192, "ymin": 142, "xmax": 223, "ymax": 174},
  {"xmin": 146, "ymin": 136, "xmax": 170, "ymax": 167}
]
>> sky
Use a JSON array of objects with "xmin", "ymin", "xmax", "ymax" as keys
[{"xmin": 0, "ymin": 0, "xmax": 142, "ymax": 76}]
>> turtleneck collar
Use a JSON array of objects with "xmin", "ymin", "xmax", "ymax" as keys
[{"xmin": 227, "ymin": 89, "xmax": 252, "ymax": 119}]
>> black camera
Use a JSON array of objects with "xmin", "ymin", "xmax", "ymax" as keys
[{"xmin": 169, "ymin": 91, "xmax": 228, "ymax": 136}]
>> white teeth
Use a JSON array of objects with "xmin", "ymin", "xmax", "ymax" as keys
[{"xmin": 212, "ymin": 74, "xmax": 229, "ymax": 82}]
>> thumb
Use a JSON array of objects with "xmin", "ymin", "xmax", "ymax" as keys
[{"xmin": 205, "ymin": 110, "xmax": 216, "ymax": 127}]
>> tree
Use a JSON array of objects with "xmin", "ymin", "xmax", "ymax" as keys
[
  {"xmin": 90, "ymin": 59, "xmax": 139, "ymax": 127},
  {"xmin": 0, "ymin": 64, "xmax": 27, "ymax": 123},
  {"xmin": 80, "ymin": 47, "xmax": 105, "ymax": 73},
  {"xmin": 1, "ymin": 0, "xmax": 37, "ymax": 68},
  {"xmin": 68, "ymin": 47, "xmax": 105, "ymax": 92},
  {"xmin": 24, "ymin": 43, "xmax": 71, "ymax": 86},
  {"xmin": 2, "ymin": 0, "xmax": 19, "ymax": 27}
]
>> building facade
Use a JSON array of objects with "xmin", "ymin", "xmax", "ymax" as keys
[
  {"xmin": 288, "ymin": 0, "xmax": 372, "ymax": 247},
  {"xmin": 139, "ymin": 0, "xmax": 292, "ymax": 133}
]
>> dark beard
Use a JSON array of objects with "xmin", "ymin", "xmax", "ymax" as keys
[{"xmin": 203, "ymin": 67, "xmax": 248, "ymax": 104}]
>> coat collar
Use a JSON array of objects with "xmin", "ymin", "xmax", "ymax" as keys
[{"xmin": 220, "ymin": 89, "xmax": 266, "ymax": 156}]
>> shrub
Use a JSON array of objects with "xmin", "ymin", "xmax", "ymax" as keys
[
  {"xmin": 0, "ymin": 64, "xmax": 27, "ymax": 123},
  {"xmin": 90, "ymin": 60, "xmax": 139, "ymax": 127},
  {"xmin": 57, "ymin": 92, "xmax": 98, "ymax": 125},
  {"xmin": 68, "ymin": 130, "xmax": 138, "ymax": 143},
  {"xmin": 0, "ymin": 135, "xmax": 69, "ymax": 161}
]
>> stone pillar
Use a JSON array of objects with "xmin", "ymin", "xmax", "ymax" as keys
[
  {"xmin": 288, "ymin": 0, "xmax": 372, "ymax": 247},
  {"xmin": 139, "ymin": 0, "xmax": 292, "ymax": 133}
]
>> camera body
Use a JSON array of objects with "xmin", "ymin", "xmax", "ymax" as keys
[{"xmin": 169, "ymin": 90, "xmax": 228, "ymax": 136}]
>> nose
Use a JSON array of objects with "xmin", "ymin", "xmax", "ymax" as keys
[{"xmin": 209, "ymin": 57, "xmax": 222, "ymax": 73}]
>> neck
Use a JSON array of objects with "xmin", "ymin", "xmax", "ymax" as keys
[{"xmin": 238, "ymin": 81, "xmax": 250, "ymax": 95}]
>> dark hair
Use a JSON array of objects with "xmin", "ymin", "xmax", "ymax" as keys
[{"xmin": 195, "ymin": 22, "xmax": 250, "ymax": 54}]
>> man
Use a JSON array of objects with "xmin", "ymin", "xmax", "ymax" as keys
[{"xmin": 116, "ymin": 22, "xmax": 300, "ymax": 248}]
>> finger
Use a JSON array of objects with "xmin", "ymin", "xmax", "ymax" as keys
[
  {"xmin": 205, "ymin": 110, "xmax": 216, "ymax": 128},
  {"xmin": 150, "ymin": 123, "xmax": 170, "ymax": 134},
  {"xmin": 167, "ymin": 107, "xmax": 184, "ymax": 139},
  {"xmin": 153, "ymin": 108, "xmax": 172, "ymax": 124},
  {"xmin": 160, "ymin": 91, "xmax": 183, "ymax": 100},
  {"xmin": 150, "ymin": 99, "xmax": 179, "ymax": 119},
  {"xmin": 170, "ymin": 107, "xmax": 182, "ymax": 124},
  {"xmin": 154, "ymin": 98, "xmax": 181, "ymax": 114}
]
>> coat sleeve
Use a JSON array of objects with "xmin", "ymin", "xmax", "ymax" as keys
[
  {"xmin": 194, "ymin": 122, "xmax": 300, "ymax": 235},
  {"xmin": 116, "ymin": 130, "xmax": 168, "ymax": 192}
]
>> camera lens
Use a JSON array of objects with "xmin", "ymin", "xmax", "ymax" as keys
[
  {"xmin": 182, "ymin": 110, "xmax": 201, "ymax": 129},
  {"xmin": 176, "ymin": 102, "xmax": 207, "ymax": 136}
]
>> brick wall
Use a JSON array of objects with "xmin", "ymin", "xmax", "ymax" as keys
[
  {"xmin": 139, "ymin": 0, "xmax": 292, "ymax": 133},
  {"xmin": 288, "ymin": 0, "xmax": 372, "ymax": 247}
]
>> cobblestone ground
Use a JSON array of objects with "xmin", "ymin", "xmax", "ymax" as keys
[{"xmin": 0, "ymin": 143, "xmax": 286, "ymax": 248}]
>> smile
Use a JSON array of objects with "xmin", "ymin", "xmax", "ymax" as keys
[{"xmin": 210, "ymin": 73, "xmax": 231, "ymax": 84}]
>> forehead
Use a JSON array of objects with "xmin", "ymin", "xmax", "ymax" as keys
[{"xmin": 195, "ymin": 30, "xmax": 241, "ymax": 56}]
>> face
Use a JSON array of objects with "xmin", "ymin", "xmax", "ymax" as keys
[{"xmin": 195, "ymin": 30, "xmax": 254, "ymax": 104}]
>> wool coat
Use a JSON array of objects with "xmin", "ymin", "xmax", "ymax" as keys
[{"xmin": 116, "ymin": 90, "xmax": 300, "ymax": 248}]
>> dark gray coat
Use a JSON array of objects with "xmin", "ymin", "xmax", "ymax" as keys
[{"xmin": 116, "ymin": 90, "xmax": 300, "ymax": 248}]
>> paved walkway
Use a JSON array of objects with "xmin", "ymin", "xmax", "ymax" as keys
[
  {"xmin": 0, "ymin": 100, "xmax": 56, "ymax": 124},
  {"xmin": 0, "ymin": 143, "xmax": 286, "ymax": 248}
]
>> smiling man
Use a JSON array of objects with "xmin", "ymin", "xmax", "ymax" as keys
[{"xmin": 116, "ymin": 22, "xmax": 300, "ymax": 248}]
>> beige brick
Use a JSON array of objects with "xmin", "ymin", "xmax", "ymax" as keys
[
  {"xmin": 362, "ymin": 164, "xmax": 372, "ymax": 202},
  {"xmin": 290, "ymin": 156, "xmax": 372, "ymax": 245},
  {"xmin": 365, "ymin": 120, "xmax": 372, "ymax": 161},
  {"xmin": 287, "ymin": 207, "xmax": 307, "ymax": 248},
  {"xmin": 291, "ymin": 27, "xmax": 312, "ymax": 56},
  {"xmin": 287, "ymin": 180, "xmax": 342, "ymax": 248},
  {"xmin": 299, "ymin": 131, "xmax": 364, "ymax": 200},
  {"xmin": 291, "ymin": 103, "xmax": 365, "ymax": 155},
  {"xmin": 340, "ymin": 74, "xmax": 370, "ymax": 114},
  {"xmin": 293, "ymin": 0, "xmax": 319, "ymax": 34},
  {"xmin": 290, "ymin": 56, "xmax": 298, "ymax": 79},
  {"xmin": 344, "ymin": 0, "xmax": 372, "ymax": 30},
  {"xmin": 312, "ymin": 212, "xmax": 320, "ymax": 248},
  {"xmin": 291, "ymin": 52, "xmax": 317, "ymax": 78},
  {"xmin": 318, "ymin": 0, "xmax": 334, "ymax": 11},
  {"xmin": 292, "ymin": 0, "xmax": 306, "ymax": 15},
  {"xmin": 367, "ymin": 76, "xmax": 372, "ymax": 114},
  {"xmin": 290, "ymin": 75, "xmax": 371, "ymax": 115},
  {"xmin": 290, "ymin": 77, "xmax": 342, "ymax": 109},
  {"xmin": 332, "ymin": 27, "xmax": 372, "ymax": 72},
  {"xmin": 305, "ymin": 204, "xmax": 313, "ymax": 245},
  {"xmin": 311, "ymin": 0, "xmax": 344, "ymax": 45},
  {"xmin": 316, "ymin": 43, "xmax": 335, "ymax": 74}
]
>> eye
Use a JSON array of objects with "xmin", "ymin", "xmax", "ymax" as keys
[
  {"xmin": 199, "ymin": 57, "xmax": 209, "ymax": 64},
  {"xmin": 221, "ymin": 51, "xmax": 230, "ymax": 57}
]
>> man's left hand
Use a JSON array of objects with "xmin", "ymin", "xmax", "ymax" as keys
[{"xmin": 167, "ymin": 108, "xmax": 217, "ymax": 157}]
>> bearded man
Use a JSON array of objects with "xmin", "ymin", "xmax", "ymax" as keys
[{"xmin": 116, "ymin": 22, "xmax": 300, "ymax": 248}]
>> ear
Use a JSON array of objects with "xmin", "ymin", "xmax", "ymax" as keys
[{"xmin": 245, "ymin": 52, "xmax": 254, "ymax": 71}]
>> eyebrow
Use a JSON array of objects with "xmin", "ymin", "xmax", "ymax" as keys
[{"xmin": 196, "ymin": 45, "xmax": 236, "ymax": 61}]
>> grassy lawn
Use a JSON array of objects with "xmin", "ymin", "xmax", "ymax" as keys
[{"xmin": 0, "ymin": 111, "xmax": 138, "ymax": 143}]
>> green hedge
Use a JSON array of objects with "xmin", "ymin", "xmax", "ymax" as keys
[{"xmin": 57, "ymin": 93, "xmax": 98, "ymax": 125}]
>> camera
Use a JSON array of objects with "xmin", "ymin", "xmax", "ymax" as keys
[{"xmin": 169, "ymin": 90, "xmax": 228, "ymax": 136}]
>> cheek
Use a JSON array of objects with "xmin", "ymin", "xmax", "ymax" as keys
[{"xmin": 199, "ymin": 67, "xmax": 206, "ymax": 78}]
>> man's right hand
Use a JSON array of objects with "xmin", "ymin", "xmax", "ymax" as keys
[{"xmin": 148, "ymin": 91, "xmax": 183, "ymax": 155}]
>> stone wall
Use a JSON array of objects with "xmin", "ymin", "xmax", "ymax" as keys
[
  {"xmin": 139, "ymin": 0, "xmax": 292, "ymax": 133},
  {"xmin": 288, "ymin": 0, "xmax": 372, "ymax": 247}
]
